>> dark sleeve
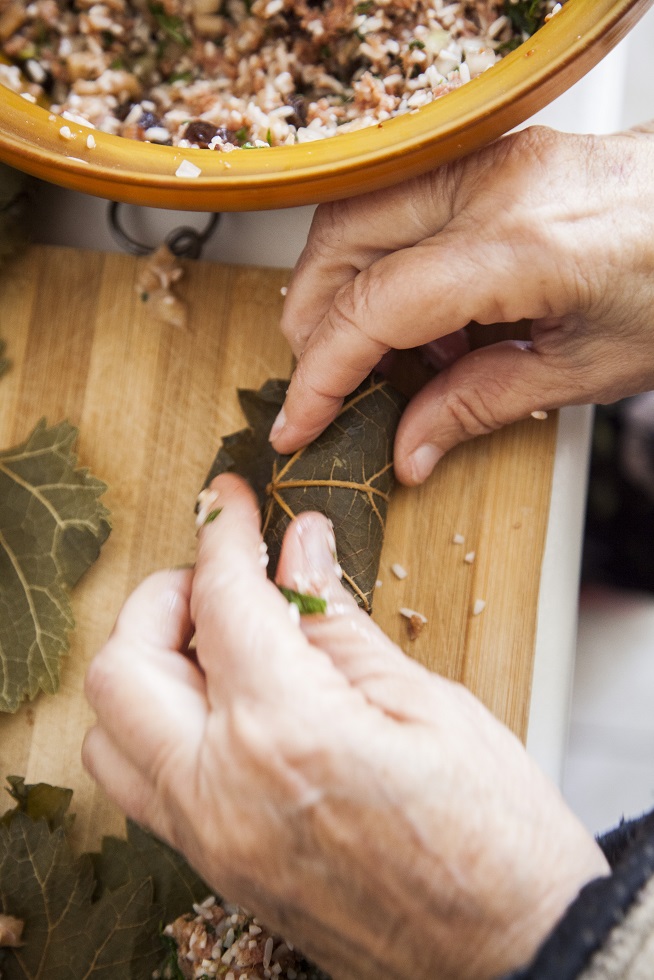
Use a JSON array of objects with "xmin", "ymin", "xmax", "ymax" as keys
[{"xmin": 499, "ymin": 808, "xmax": 654, "ymax": 980}]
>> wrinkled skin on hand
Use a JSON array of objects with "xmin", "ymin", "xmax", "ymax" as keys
[
  {"xmin": 270, "ymin": 123, "xmax": 654, "ymax": 485},
  {"xmin": 83, "ymin": 473, "xmax": 609, "ymax": 980}
]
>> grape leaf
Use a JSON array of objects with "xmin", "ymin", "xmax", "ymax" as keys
[
  {"xmin": 204, "ymin": 376, "xmax": 405, "ymax": 611},
  {"xmin": 0, "ymin": 777, "xmax": 73, "ymax": 832},
  {"xmin": 0, "ymin": 813, "xmax": 161, "ymax": 979},
  {"xmin": 0, "ymin": 779, "xmax": 211, "ymax": 980},
  {"xmin": 91, "ymin": 821, "xmax": 209, "ymax": 920},
  {"xmin": 0, "ymin": 419, "xmax": 111, "ymax": 713}
]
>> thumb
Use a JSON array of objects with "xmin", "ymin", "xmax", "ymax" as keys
[
  {"xmin": 275, "ymin": 512, "xmax": 454, "ymax": 723},
  {"xmin": 394, "ymin": 337, "xmax": 562, "ymax": 485}
]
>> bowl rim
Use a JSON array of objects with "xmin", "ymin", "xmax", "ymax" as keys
[{"xmin": 0, "ymin": 0, "xmax": 649, "ymax": 210}]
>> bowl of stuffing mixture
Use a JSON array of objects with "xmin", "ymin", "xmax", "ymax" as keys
[{"xmin": 0, "ymin": 0, "xmax": 648, "ymax": 210}]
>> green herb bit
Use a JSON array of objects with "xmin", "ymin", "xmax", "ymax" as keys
[
  {"xmin": 169, "ymin": 69, "xmax": 193, "ymax": 83},
  {"xmin": 148, "ymin": 2, "xmax": 192, "ymax": 47},
  {"xmin": 354, "ymin": 1, "xmax": 374, "ymax": 12},
  {"xmin": 279, "ymin": 586, "xmax": 327, "ymax": 615},
  {"xmin": 141, "ymin": 291, "xmax": 149, "ymax": 302},
  {"xmin": 234, "ymin": 125, "xmax": 249, "ymax": 143},
  {"xmin": 502, "ymin": 0, "xmax": 548, "ymax": 36},
  {"xmin": 204, "ymin": 507, "xmax": 222, "ymax": 524},
  {"xmin": 408, "ymin": 39, "xmax": 425, "ymax": 50},
  {"xmin": 265, "ymin": 127, "xmax": 272, "ymax": 146},
  {"xmin": 158, "ymin": 931, "xmax": 186, "ymax": 980}
]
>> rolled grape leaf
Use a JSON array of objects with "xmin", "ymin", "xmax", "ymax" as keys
[{"xmin": 204, "ymin": 376, "xmax": 405, "ymax": 611}]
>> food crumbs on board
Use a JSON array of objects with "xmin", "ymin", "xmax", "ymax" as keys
[
  {"xmin": 452, "ymin": 533, "xmax": 465, "ymax": 545},
  {"xmin": 472, "ymin": 598, "xmax": 486, "ymax": 616},
  {"xmin": 175, "ymin": 158, "xmax": 202, "ymax": 178},
  {"xmin": 391, "ymin": 562, "xmax": 408, "ymax": 580},
  {"xmin": 400, "ymin": 607, "xmax": 427, "ymax": 640},
  {"xmin": 375, "ymin": 579, "xmax": 383, "ymax": 588},
  {"xmin": 280, "ymin": 286, "xmax": 288, "ymax": 296},
  {"xmin": 136, "ymin": 243, "xmax": 188, "ymax": 328},
  {"xmin": 86, "ymin": 133, "xmax": 96, "ymax": 149},
  {"xmin": 59, "ymin": 125, "xmax": 73, "ymax": 140},
  {"xmin": 531, "ymin": 410, "xmax": 548, "ymax": 420},
  {"xmin": 464, "ymin": 551, "xmax": 475, "ymax": 564}
]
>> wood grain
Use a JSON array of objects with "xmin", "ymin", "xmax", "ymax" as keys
[{"xmin": 0, "ymin": 244, "xmax": 557, "ymax": 853}]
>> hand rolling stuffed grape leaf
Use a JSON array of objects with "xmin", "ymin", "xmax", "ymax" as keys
[
  {"xmin": 204, "ymin": 376, "xmax": 405, "ymax": 611},
  {"xmin": 0, "ymin": 419, "xmax": 111, "ymax": 712}
]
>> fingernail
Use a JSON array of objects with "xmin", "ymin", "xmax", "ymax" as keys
[
  {"xmin": 195, "ymin": 488, "xmax": 220, "ymax": 528},
  {"xmin": 292, "ymin": 521, "xmax": 340, "ymax": 598},
  {"xmin": 407, "ymin": 444, "xmax": 442, "ymax": 484},
  {"xmin": 269, "ymin": 405, "xmax": 287, "ymax": 442}
]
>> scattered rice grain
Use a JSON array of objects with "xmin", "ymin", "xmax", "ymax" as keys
[{"xmin": 176, "ymin": 158, "xmax": 202, "ymax": 178}]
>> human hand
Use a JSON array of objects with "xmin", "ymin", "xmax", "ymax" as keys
[
  {"xmin": 83, "ymin": 473, "xmax": 609, "ymax": 980},
  {"xmin": 271, "ymin": 123, "xmax": 654, "ymax": 485}
]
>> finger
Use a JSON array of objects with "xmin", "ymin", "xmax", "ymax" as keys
[
  {"xmin": 280, "ymin": 172, "xmax": 459, "ymax": 357},
  {"xmin": 85, "ymin": 570, "xmax": 210, "ymax": 783},
  {"xmin": 269, "ymin": 230, "xmax": 559, "ymax": 455},
  {"xmin": 275, "ymin": 511, "xmax": 457, "ymax": 723},
  {"xmin": 192, "ymin": 474, "xmax": 352, "ymax": 704},
  {"xmin": 82, "ymin": 725, "xmax": 161, "ymax": 832},
  {"xmin": 110, "ymin": 566, "xmax": 195, "ymax": 653},
  {"xmin": 392, "ymin": 337, "xmax": 568, "ymax": 485}
]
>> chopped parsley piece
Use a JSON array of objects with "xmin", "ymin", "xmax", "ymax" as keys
[
  {"xmin": 279, "ymin": 586, "xmax": 327, "ymax": 615},
  {"xmin": 169, "ymin": 69, "xmax": 193, "ymax": 83},
  {"xmin": 148, "ymin": 2, "xmax": 192, "ymax": 47},
  {"xmin": 408, "ymin": 39, "xmax": 425, "ymax": 51},
  {"xmin": 354, "ymin": 1, "xmax": 374, "ymax": 12},
  {"xmin": 503, "ymin": 0, "xmax": 549, "ymax": 36}
]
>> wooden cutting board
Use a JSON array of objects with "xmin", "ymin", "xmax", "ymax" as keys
[{"xmin": 0, "ymin": 244, "xmax": 557, "ymax": 854}]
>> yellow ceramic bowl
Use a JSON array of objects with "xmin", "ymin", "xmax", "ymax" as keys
[{"xmin": 0, "ymin": 0, "xmax": 650, "ymax": 211}]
